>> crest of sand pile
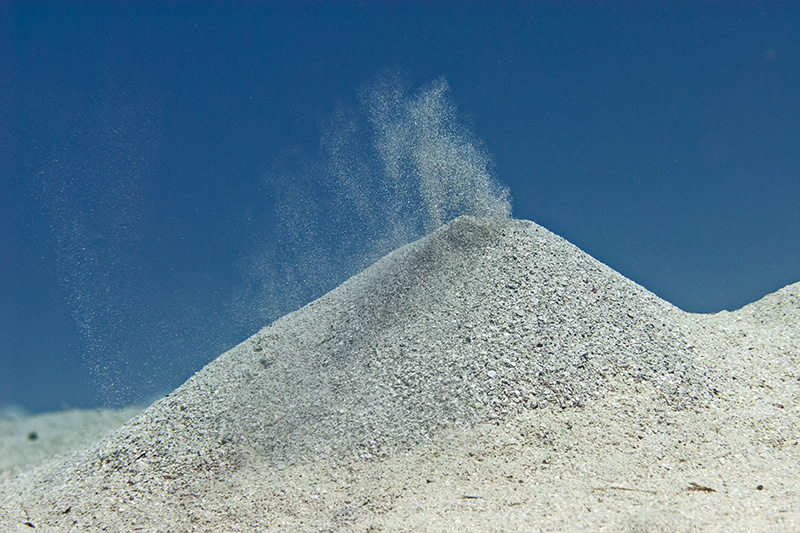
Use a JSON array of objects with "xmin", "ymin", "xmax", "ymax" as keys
[{"xmin": 0, "ymin": 216, "xmax": 713, "ymax": 529}]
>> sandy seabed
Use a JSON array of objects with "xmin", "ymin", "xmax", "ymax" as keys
[{"xmin": 1, "ymin": 217, "xmax": 798, "ymax": 532}]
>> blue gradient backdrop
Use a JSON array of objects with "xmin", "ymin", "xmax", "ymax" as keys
[{"xmin": 2, "ymin": 2, "xmax": 799, "ymax": 413}]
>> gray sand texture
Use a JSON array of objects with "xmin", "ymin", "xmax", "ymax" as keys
[{"xmin": 1, "ymin": 216, "xmax": 799, "ymax": 531}]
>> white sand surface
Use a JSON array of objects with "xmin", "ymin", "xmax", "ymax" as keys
[
  {"xmin": 0, "ymin": 407, "xmax": 142, "ymax": 481},
  {"xmin": 1, "ymin": 216, "xmax": 798, "ymax": 531}
]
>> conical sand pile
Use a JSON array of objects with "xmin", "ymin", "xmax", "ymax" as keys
[{"xmin": 0, "ymin": 216, "xmax": 714, "ymax": 530}]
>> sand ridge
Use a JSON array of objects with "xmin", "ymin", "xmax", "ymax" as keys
[{"xmin": 1, "ymin": 216, "xmax": 797, "ymax": 531}]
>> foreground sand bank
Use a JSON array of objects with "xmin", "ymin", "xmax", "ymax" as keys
[{"xmin": 1, "ymin": 217, "xmax": 798, "ymax": 531}]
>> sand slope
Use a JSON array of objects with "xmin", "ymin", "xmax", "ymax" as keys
[{"xmin": 1, "ymin": 216, "xmax": 798, "ymax": 531}]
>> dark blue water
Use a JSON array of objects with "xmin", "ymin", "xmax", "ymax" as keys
[{"xmin": 2, "ymin": 3, "xmax": 799, "ymax": 414}]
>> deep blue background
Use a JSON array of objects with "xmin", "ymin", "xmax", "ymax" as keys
[{"xmin": 2, "ymin": 2, "xmax": 799, "ymax": 413}]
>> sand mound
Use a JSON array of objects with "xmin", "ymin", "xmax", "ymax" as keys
[{"xmin": 1, "ymin": 216, "xmax": 719, "ymax": 530}]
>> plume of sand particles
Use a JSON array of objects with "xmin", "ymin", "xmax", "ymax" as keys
[{"xmin": 234, "ymin": 73, "xmax": 511, "ymax": 328}]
